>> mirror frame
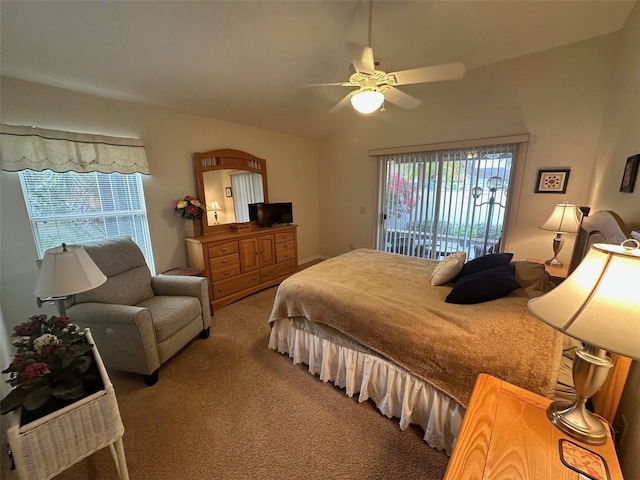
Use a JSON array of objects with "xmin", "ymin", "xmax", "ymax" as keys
[{"xmin": 194, "ymin": 149, "xmax": 269, "ymax": 234}]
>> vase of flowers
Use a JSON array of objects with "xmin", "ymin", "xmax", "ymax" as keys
[
  {"xmin": 1, "ymin": 314, "xmax": 103, "ymax": 425},
  {"xmin": 174, "ymin": 195, "xmax": 205, "ymax": 238}
]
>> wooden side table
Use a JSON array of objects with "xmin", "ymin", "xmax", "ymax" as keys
[{"xmin": 444, "ymin": 374, "xmax": 623, "ymax": 480}]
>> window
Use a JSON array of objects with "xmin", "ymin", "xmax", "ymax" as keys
[
  {"xmin": 19, "ymin": 170, "xmax": 155, "ymax": 273},
  {"xmin": 377, "ymin": 139, "xmax": 526, "ymax": 261}
]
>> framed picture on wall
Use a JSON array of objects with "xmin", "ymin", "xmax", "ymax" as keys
[
  {"xmin": 535, "ymin": 168, "xmax": 570, "ymax": 193},
  {"xmin": 619, "ymin": 154, "xmax": 639, "ymax": 193},
  {"xmin": 225, "ymin": 186, "xmax": 233, "ymax": 197}
]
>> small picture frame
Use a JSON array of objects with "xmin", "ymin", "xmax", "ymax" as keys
[
  {"xmin": 225, "ymin": 186, "xmax": 233, "ymax": 197},
  {"xmin": 619, "ymin": 154, "xmax": 639, "ymax": 193},
  {"xmin": 535, "ymin": 168, "xmax": 570, "ymax": 194}
]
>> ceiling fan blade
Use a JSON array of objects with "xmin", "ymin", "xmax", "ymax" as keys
[
  {"xmin": 383, "ymin": 86, "xmax": 421, "ymax": 110},
  {"xmin": 347, "ymin": 42, "xmax": 375, "ymax": 75},
  {"xmin": 389, "ymin": 62, "xmax": 466, "ymax": 85},
  {"xmin": 329, "ymin": 92, "xmax": 355, "ymax": 113},
  {"xmin": 304, "ymin": 82, "xmax": 352, "ymax": 87}
]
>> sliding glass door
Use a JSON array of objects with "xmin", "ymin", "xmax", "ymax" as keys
[{"xmin": 378, "ymin": 143, "xmax": 516, "ymax": 260}]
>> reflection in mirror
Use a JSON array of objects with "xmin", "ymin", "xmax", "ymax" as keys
[
  {"xmin": 195, "ymin": 149, "xmax": 268, "ymax": 234},
  {"xmin": 203, "ymin": 170, "xmax": 264, "ymax": 226}
]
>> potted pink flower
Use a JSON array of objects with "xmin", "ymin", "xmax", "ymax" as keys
[{"xmin": 1, "ymin": 314, "xmax": 102, "ymax": 424}]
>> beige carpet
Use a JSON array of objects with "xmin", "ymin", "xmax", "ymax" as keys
[{"xmin": 45, "ymin": 287, "xmax": 449, "ymax": 479}]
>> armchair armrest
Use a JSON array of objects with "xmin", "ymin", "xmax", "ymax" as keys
[
  {"xmin": 66, "ymin": 302, "xmax": 160, "ymax": 376},
  {"xmin": 151, "ymin": 276, "xmax": 212, "ymax": 329},
  {"xmin": 151, "ymin": 275, "xmax": 207, "ymax": 297}
]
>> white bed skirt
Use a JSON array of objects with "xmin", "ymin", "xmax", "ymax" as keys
[{"xmin": 268, "ymin": 318, "xmax": 465, "ymax": 455}]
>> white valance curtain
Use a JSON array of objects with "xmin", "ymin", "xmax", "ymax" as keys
[{"xmin": 0, "ymin": 124, "xmax": 149, "ymax": 174}]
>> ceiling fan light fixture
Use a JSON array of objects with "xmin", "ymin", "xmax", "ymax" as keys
[{"xmin": 350, "ymin": 89, "xmax": 384, "ymax": 114}]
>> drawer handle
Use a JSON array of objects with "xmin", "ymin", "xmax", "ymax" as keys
[
  {"xmin": 224, "ymin": 272, "xmax": 230, "ymax": 276},
  {"xmin": 217, "ymin": 288, "xmax": 224, "ymax": 292},
  {"xmin": 263, "ymin": 272, "xmax": 269, "ymax": 277},
  {"xmin": 223, "ymin": 260, "xmax": 228, "ymax": 264},
  {"xmin": 221, "ymin": 248, "xmax": 228, "ymax": 252}
]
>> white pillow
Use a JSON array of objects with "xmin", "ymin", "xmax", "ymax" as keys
[{"xmin": 430, "ymin": 251, "xmax": 466, "ymax": 285}]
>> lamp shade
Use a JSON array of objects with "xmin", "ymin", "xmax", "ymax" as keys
[
  {"xmin": 350, "ymin": 89, "xmax": 384, "ymax": 114},
  {"xmin": 211, "ymin": 201, "xmax": 222, "ymax": 211},
  {"xmin": 34, "ymin": 244, "xmax": 107, "ymax": 298},
  {"xmin": 528, "ymin": 243, "xmax": 640, "ymax": 359},
  {"xmin": 538, "ymin": 202, "xmax": 581, "ymax": 233}
]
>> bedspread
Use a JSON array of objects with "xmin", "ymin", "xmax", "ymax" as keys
[{"xmin": 269, "ymin": 249, "xmax": 563, "ymax": 408}]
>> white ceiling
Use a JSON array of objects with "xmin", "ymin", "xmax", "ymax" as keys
[{"xmin": 1, "ymin": 1, "xmax": 635, "ymax": 139}]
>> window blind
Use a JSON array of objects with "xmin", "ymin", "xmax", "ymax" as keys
[
  {"xmin": 379, "ymin": 143, "xmax": 515, "ymax": 260},
  {"xmin": 20, "ymin": 170, "xmax": 155, "ymax": 272}
]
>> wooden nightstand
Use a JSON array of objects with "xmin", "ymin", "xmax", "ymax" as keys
[{"xmin": 444, "ymin": 374, "xmax": 623, "ymax": 480}]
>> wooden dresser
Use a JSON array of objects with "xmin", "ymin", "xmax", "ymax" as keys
[{"xmin": 185, "ymin": 224, "xmax": 298, "ymax": 311}]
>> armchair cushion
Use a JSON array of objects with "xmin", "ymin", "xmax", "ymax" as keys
[
  {"xmin": 137, "ymin": 296, "xmax": 201, "ymax": 343},
  {"xmin": 73, "ymin": 237, "xmax": 154, "ymax": 306}
]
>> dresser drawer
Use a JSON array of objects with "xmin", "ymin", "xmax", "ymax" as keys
[
  {"xmin": 210, "ymin": 253, "xmax": 241, "ymax": 281},
  {"xmin": 260, "ymin": 260, "xmax": 297, "ymax": 283},
  {"xmin": 208, "ymin": 241, "xmax": 238, "ymax": 258},
  {"xmin": 275, "ymin": 232, "xmax": 294, "ymax": 244},
  {"xmin": 275, "ymin": 242, "xmax": 296, "ymax": 263},
  {"xmin": 212, "ymin": 271, "xmax": 261, "ymax": 300}
]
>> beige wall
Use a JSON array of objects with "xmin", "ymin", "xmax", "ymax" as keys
[
  {"xmin": 589, "ymin": 4, "xmax": 640, "ymax": 479},
  {"xmin": 0, "ymin": 77, "xmax": 321, "ymax": 325},
  {"xmin": 319, "ymin": 34, "xmax": 618, "ymax": 262},
  {"xmin": 588, "ymin": 4, "xmax": 640, "ymax": 227}
]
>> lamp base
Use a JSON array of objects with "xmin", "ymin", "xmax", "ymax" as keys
[
  {"xmin": 547, "ymin": 401, "xmax": 608, "ymax": 445},
  {"xmin": 545, "ymin": 345, "xmax": 613, "ymax": 446},
  {"xmin": 545, "ymin": 233, "xmax": 565, "ymax": 267},
  {"xmin": 545, "ymin": 258, "xmax": 564, "ymax": 267}
]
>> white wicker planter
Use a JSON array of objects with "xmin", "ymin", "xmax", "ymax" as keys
[{"xmin": 7, "ymin": 329, "xmax": 129, "ymax": 480}]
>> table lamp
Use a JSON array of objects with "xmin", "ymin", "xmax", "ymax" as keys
[
  {"xmin": 34, "ymin": 243, "xmax": 107, "ymax": 317},
  {"xmin": 538, "ymin": 202, "xmax": 582, "ymax": 267},
  {"xmin": 210, "ymin": 200, "xmax": 222, "ymax": 225},
  {"xmin": 528, "ymin": 239, "xmax": 640, "ymax": 445}
]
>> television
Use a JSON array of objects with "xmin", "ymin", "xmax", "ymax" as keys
[{"xmin": 255, "ymin": 202, "xmax": 293, "ymax": 227}]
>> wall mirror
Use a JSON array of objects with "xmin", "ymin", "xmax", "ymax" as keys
[{"xmin": 194, "ymin": 149, "xmax": 268, "ymax": 234}]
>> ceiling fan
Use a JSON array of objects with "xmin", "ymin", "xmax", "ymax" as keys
[{"xmin": 313, "ymin": 1, "xmax": 466, "ymax": 114}]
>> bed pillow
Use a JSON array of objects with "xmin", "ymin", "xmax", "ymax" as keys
[
  {"xmin": 513, "ymin": 261, "xmax": 555, "ymax": 298},
  {"xmin": 455, "ymin": 252, "xmax": 514, "ymax": 281},
  {"xmin": 445, "ymin": 264, "xmax": 520, "ymax": 304},
  {"xmin": 430, "ymin": 251, "xmax": 466, "ymax": 285}
]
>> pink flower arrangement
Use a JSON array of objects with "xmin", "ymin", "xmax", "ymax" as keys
[
  {"xmin": 1, "ymin": 314, "xmax": 101, "ymax": 418},
  {"xmin": 174, "ymin": 195, "xmax": 204, "ymax": 220}
]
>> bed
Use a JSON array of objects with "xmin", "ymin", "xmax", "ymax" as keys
[{"xmin": 268, "ymin": 210, "xmax": 631, "ymax": 454}]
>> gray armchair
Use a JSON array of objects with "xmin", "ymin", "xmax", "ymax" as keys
[{"xmin": 65, "ymin": 236, "xmax": 211, "ymax": 385}]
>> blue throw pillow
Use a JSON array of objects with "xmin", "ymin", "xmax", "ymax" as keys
[
  {"xmin": 455, "ymin": 252, "xmax": 514, "ymax": 281},
  {"xmin": 445, "ymin": 264, "xmax": 521, "ymax": 304}
]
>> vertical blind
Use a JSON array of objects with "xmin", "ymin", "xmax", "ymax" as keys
[
  {"xmin": 380, "ymin": 143, "xmax": 515, "ymax": 260},
  {"xmin": 230, "ymin": 172, "xmax": 264, "ymax": 223}
]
